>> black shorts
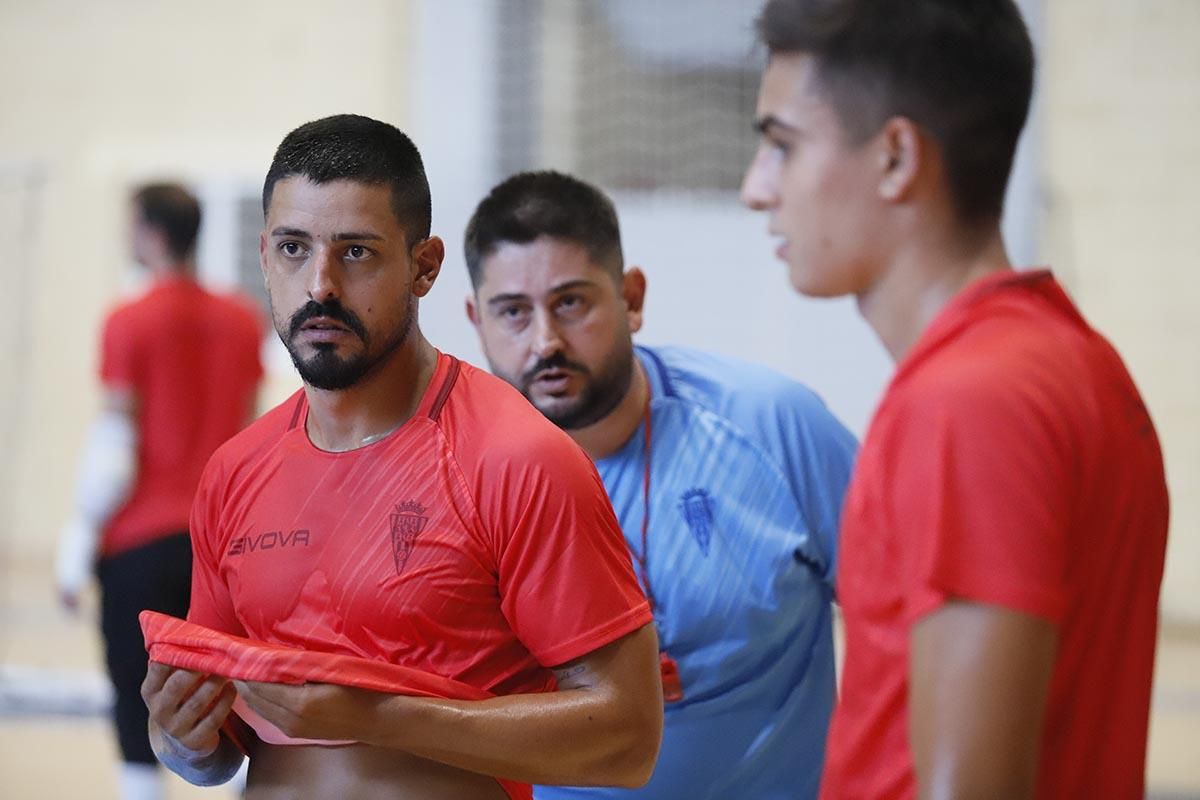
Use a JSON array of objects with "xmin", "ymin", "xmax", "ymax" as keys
[{"xmin": 97, "ymin": 532, "xmax": 192, "ymax": 765}]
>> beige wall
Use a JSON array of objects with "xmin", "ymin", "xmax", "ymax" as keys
[
  {"xmin": 1043, "ymin": 1, "xmax": 1200, "ymax": 622},
  {"xmin": 0, "ymin": 0, "xmax": 412, "ymax": 564}
]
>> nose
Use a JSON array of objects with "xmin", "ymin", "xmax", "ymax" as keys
[
  {"xmin": 530, "ymin": 308, "xmax": 565, "ymax": 361},
  {"xmin": 740, "ymin": 145, "xmax": 778, "ymax": 211},
  {"xmin": 306, "ymin": 248, "xmax": 342, "ymax": 304}
]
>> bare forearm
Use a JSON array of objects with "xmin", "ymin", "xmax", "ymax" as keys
[
  {"xmin": 234, "ymin": 627, "xmax": 664, "ymax": 786},
  {"xmin": 363, "ymin": 690, "xmax": 658, "ymax": 787},
  {"xmin": 150, "ymin": 722, "xmax": 244, "ymax": 787}
]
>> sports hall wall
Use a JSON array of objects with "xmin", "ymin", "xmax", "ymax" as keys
[{"xmin": 0, "ymin": 0, "xmax": 1196, "ymax": 624}]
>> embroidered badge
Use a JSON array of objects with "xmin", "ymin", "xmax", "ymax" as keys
[
  {"xmin": 390, "ymin": 501, "xmax": 428, "ymax": 575},
  {"xmin": 679, "ymin": 488, "xmax": 715, "ymax": 555}
]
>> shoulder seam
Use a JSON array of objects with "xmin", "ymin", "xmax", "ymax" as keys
[{"xmin": 428, "ymin": 356, "xmax": 462, "ymax": 421}]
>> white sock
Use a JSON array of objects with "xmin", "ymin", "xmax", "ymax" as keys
[{"xmin": 119, "ymin": 762, "xmax": 164, "ymax": 800}]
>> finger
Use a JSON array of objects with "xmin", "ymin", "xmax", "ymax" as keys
[
  {"xmin": 177, "ymin": 675, "xmax": 232, "ymax": 725},
  {"xmin": 161, "ymin": 674, "xmax": 228, "ymax": 745},
  {"xmin": 233, "ymin": 680, "xmax": 283, "ymax": 707},
  {"xmin": 177, "ymin": 683, "xmax": 238, "ymax": 753},
  {"xmin": 158, "ymin": 667, "xmax": 211, "ymax": 709},
  {"xmin": 196, "ymin": 683, "xmax": 239, "ymax": 737},
  {"xmin": 233, "ymin": 680, "xmax": 292, "ymax": 723},
  {"xmin": 153, "ymin": 670, "xmax": 218, "ymax": 730},
  {"xmin": 232, "ymin": 680, "xmax": 269, "ymax": 712},
  {"xmin": 141, "ymin": 662, "xmax": 174, "ymax": 704},
  {"xmin": 59, "ymin": 591, "xmax": 79, "ymax": 613}
]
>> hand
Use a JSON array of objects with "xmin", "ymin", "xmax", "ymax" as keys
[
  {"xmin": 234, "ymin": 680, "xmax": 387, "ymax": 743},
  {"xmin": 58, "ymin": 588, "xmax": 81, "ymax": 615},
  {"xmin": 142, "ymin": 662, "xmax": 237, "ymax": 757},
  {"xmin": 55, "ymin": 516, "xmax": 97, "ymax": 615}
]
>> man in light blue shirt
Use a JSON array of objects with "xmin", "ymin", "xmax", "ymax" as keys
[{"xmin": 464, "ymin": 171, "xmax": 857, "ymax": 799}]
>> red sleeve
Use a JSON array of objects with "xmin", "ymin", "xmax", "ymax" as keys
[
  {"xmin": 99, "ymin": 308, "xmax": 138, "ymax": 388},
  {"xmin": 888, "ymin": 377, "xmax": 1074, "ymax": 625},
  {"xmin": 187, "ymin": 455, "xmax": 247, "ymax": 636},
  {"xmin": 481, "ymin": 430, "xmax": 651, "ymax": 667}
]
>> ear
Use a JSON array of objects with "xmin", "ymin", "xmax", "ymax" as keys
[
  {"xmin": 622, "ymin": 267, "xmax": 647, "ymax": 334},
  {"xmin": 465, "ymin": 292, "xmax": 481, "ymax": 329},
  {"xmin": 876, "ymin": 117, "xmax": 922, "ymax": 204},
  {"xmin": 410, "ymin": 236, "xmax": 445, "ymax": 297},
  {"xmin": 258, "ymin": 230, "xmax": 270, "ymax": 287}
]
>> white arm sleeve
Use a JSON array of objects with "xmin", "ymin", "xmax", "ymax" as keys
[{"xmin": 56, "ymin": 410, "xmax": 137, "ymax": 594}]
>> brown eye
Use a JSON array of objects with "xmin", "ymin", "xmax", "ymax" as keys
[{"xmin": 557, "ymin": 295, "xmax": 587, "ymax": 317}]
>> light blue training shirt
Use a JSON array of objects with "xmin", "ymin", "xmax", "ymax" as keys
[{"xmin": 535, "ymin": 345, "xmax": 858, "ymax": 800}]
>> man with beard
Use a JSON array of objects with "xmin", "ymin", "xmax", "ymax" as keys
[
  {"xmin": 464, "ymin": 170, "xmax": 858, "ymax": 799},
  {"xmin": 140, "ymin": 116, "xmax": 662, "ymax": 800},
  {"xmin": 741, "ymin": 2, "xmax": 1169, "ymax": 798}
]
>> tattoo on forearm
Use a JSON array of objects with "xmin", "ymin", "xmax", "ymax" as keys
[{"xmin": 553, "ymin": 664, "xmax": 591, "ymax": 689}]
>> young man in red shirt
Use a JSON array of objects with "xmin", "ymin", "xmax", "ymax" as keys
[
  {"xmin": 56, "ymin": 183, "xmax": 263, "ymax": 800},
  {"xmin": 140, "ymin": 114, "xmax": 662, "ymax": 800},
  {"xmin": 742, "ymin": 2, "xmax": 1169, "ymax": 798}
]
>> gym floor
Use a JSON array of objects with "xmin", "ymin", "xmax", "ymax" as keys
[{"xmin": 2, "ymin": 559, "xmax": 1198, "ymax": 799}]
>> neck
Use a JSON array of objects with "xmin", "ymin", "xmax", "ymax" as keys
[
  {"xmin": 857, "ymin": 224, "xmax": 1011, "ymax": 362},
  {"xmin": 568, "ymin": 357, "xmax": 649, "ymax": 460},
  {"xmin": 303, "ymin": 335, "xmax": 438, "ymax": 452},
  {"xmin": 150, "ymin": 261, "xmax": 193, "ymax": 280}
]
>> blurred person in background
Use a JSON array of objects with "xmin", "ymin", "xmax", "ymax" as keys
[
  {"xmin": 742, "ymin": 1, "xmax": 1170, "ymax": 798},
  {"xmin": 465, "ymin": 170, "xmax": 858, "ymax": 799},
  {"xmin": 56, "ymin": 182, "xmax": 264, "ymax": 800}
]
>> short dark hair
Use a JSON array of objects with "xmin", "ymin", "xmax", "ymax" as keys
[
  {"xmin": 463, "ymin": 171, "xmax": 624, "ymax": 289},
  {"xmin": 132, "ymin": 183, "xmax": 201, "ymax": 261},
  {"xmin": 757, "ymin": 0, "xmax": 1034, "ymax": 224},
  {"xmin": 262, "ymin": 114, "xmax": 431, "ymax": 244}
]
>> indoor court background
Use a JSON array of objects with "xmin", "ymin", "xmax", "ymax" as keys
[{"xmin": 1, "ymin": 1, "xmax": 1197, "ymax": 797}]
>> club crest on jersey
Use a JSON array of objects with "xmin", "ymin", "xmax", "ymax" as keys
[
  {"xmin": 390, "ymin": 500, "xmax": 428, "ymax": 575},
  {"xmin": 679, "ymin": 488, "xmax": 715, "ymax": 556}
]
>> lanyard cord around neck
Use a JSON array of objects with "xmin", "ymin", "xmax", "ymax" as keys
[{"xmin": 636, "ymin": 382, "xmax": 656, "ymax": 612}]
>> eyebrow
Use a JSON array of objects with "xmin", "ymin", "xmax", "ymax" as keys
[
  {"xmin": 485, "ymin": 279, "xmax": 598, "ymax": 307},
  {"xmin": 486, "ymin": 292, "xmax": 529, "ymax": 307},
  {"xmin": 269, "ymin": 227, "xmax": 384, "ymax": 242},
  {"xmin": 754, "ymin": 115, "xmax": 802, "ymax": 137},
  {"xmin": 548, "ymin": 279, "xmax": 597, "ymax": 294}
]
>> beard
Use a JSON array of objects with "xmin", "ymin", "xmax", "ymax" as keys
[
  {"xmin": 278, "ymin": 298, "xmax": 414, "ymax": 391},
  {"xmin": 511, "ymin": 341, "xmax": 634, "ymax": 431}
]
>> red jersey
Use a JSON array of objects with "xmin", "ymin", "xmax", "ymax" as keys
[
  {"xmin": 821, "ymin": 270, "xmax": 1169, "ymax": 800},
  {"xmin": 100, "ymin": 275, "xmax": 262, "ymax": 556},
  {"xmin": 188, "ymin": 350, "xmax": 651, "ymax": 704}
]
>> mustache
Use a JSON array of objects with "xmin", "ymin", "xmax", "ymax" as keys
[
  {"xmin": 287, "ymin": 300, "xmax": 368, "ymax": 342},
  {"xmin": 521, "ymin": 352, "xmax": 590, "ymax": 385}
]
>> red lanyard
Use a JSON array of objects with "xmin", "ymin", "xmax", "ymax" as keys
[
  {"xmin": 635, "ymin": 384, "xmax": 656, "ymax": 610},
  {"xmin": 631, "ymin": 380, "xmax": 684, "ymax": 703}
]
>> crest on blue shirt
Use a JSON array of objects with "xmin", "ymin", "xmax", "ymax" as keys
[{"xmin": 679, "ymin": 488, "xmax": 715, "ymax": 555}]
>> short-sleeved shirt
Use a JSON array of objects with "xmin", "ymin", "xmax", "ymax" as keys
[
  {"xmin": 538, "ymin": 346, "xmax": 858, "ymax": 800},
  {"xmin": 189, "ymin": 351, "xmax": 652, "ymax": 700},
  {"xmin": 100, "ymin": 274, "xmax": 263, "ymax": 556},
  {"xmin": 821, "ymin": 270, "xmax": 1169, "ymax": 800}
]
